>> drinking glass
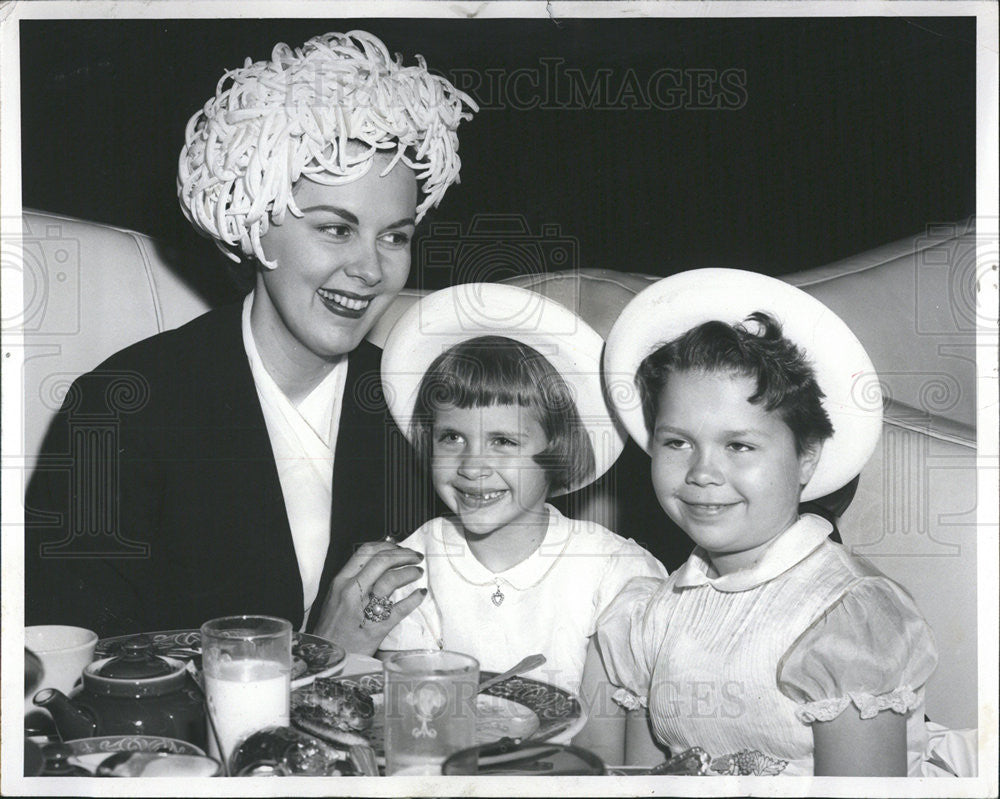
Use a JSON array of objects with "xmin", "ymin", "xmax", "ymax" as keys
[
  {"xmin": 200, "ymin": 615, "xmax": 292, "ymax": 769},
  {"xmin": 383, "ymin": 650, "xmax": 479, "ymax": 776}
]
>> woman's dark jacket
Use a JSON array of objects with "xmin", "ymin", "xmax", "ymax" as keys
[{"xmin": 24, "ymin": 303, "xmax": 431, "ymax": 637}]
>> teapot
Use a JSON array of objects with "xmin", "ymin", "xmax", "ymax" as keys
[{"xmin": 33, "ymin": 637, "xmax": 206, "ymax": 748}]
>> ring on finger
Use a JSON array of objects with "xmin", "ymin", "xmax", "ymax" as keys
[{"xmin": 362, "ymin": 592, "xmax": 394, "ymax": 624}]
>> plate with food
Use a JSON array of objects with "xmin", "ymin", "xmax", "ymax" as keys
[
  {"xmin": 290, "ymin": 671, "xmax": 583, "ymax": 760},
  {"xmin": 95, "ymin": 630, "xmax": 345, "ymax": 688},
  {"xmin": 60, "ymin": 735, "xmax": 221, "ymax": 776}
]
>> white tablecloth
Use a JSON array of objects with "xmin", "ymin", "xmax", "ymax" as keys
[{"xmin": 338, "ymin": 654, "xmax": 381, "ymax": 676}]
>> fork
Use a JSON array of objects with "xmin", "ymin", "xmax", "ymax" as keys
[{"xmin": 477, "ymin": 654, "xmax": 546, "ymax": 694}]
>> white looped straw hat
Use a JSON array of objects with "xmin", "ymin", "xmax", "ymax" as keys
[
  {"xmin": 381, "ymin": 283, "xmax": 626, "ymax": 495},
  {"xmin": 603, "ymin": 268, "xmax": 883, "ymax": 502}
]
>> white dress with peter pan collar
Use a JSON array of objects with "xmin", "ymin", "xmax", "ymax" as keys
[
  {"xmin": 595, "ymin": 514, "xmax": 973, "ymax": 777},
  {"xmin": 380, "ymin": 504, "xmax": 668, "ymax": 695}
]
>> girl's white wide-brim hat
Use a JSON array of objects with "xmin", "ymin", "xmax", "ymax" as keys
[
  {"xmin": 603, "ymin": 268, "xmax": 883, "ymax": 502},
  {"xmin": 382, "ymin": 283, "xmax": 626, "ymax": 495}
]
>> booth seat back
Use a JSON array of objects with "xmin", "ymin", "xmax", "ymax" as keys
[{"xmin": 17, "ymin": 209, "xmax": 978, "ymax": 729}]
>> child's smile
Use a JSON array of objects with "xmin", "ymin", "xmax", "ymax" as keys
[
  {"xmin": 679, "ymin": 500, "xmax": 742, "ymax": 518},
  {"xmin": 454, "ymin": 487, "xmax": 508, "ymax": 509},
  {"xmin": 431, "ymin": 404, "xmax": 550, "ymax": 543},
  {"xmin": 651, "ymin": 370, "xmax": 821, "ymax": 575}
]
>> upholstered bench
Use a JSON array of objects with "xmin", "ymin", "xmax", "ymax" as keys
[{"xmin": 15, "ymin": 209, "xmax": 978, "ymax": 730}]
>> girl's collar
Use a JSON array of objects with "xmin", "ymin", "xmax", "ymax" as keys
[
  {"xmin": 674, "ymin": 514, "xmax": 833, "ymax": 592},
  {"xmin": 439, "ymin": 504, "xmax": 572, "ymax": 589}
]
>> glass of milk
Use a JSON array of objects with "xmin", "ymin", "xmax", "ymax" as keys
[
  {"xmin": 200, "ymin": 615, "xmax": 292, "ymax": 771},
  {"xmin": 383, "ymin": 650, "xmax": 479, "ymax": 776}
]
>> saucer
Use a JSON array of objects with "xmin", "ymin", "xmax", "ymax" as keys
[{"xmin": 95, "ymin": 630, "xmax": 346, "ymax": 688}]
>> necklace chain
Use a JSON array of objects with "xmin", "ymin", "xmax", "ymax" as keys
[{"xmin": 442, "ymin": 520, "xmax": 572, "ymax": 607}]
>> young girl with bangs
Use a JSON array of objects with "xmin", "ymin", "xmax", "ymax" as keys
[{"xmin": 378, "ymin": 284, "xmax": 667, "ymax": 695}]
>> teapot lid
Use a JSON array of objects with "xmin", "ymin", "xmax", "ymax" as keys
[{"xmin": 95, "ymin": 637, "xmax": 175, "ymax": 679}]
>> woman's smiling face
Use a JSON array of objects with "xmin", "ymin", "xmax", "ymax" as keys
[
  {"xmin": 650, "ymin": 369, "xmax": 821, "ymax": 575},
  {"xmin": 251, "ymin": 155, "xmax": 417, "ymax": 377}
]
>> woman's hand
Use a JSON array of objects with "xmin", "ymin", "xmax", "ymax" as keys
[{"xmin": 311, "ymin": 540, "xmax": 425, "ymax": 656}]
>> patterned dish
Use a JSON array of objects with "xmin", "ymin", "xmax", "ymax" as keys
[
  {"xmin": 95, "ymin": 630, "xmax": 345, "ymax": 688},
  {"xmin": 291, "ymin": 671, "xmax": 583, "ymax": 761},
  {"xmin": 63, "ymin": 735, "xmax": 205, "ymax": 757},
  {"xmin": 62, "ymin": 735, "xmax": 220, "ymax": 775}
]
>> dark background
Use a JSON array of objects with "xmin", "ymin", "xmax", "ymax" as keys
[
  {"xmin": 21, "ymin": 16, "xmax": 975, "ymax": 298},
  {"xmin": 18, "ymin": 15, "xmax": 977, "ymax": 567}
]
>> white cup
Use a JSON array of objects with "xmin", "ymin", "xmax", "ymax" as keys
[{"xmin": 25, "ymin": 625, "xmax": 98, "ymax": 696}]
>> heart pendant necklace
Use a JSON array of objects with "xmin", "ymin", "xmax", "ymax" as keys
[{"xmin": 491, "ymin": 582, "xmax": 505, "ymax": 606}]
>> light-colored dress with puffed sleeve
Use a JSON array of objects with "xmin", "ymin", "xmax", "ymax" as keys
[
  {"xmin": 597, "ymin": 514, "xmax": 972, "ymax": 776},
  {"xmin": 381, "ymin": 504, "xmax": 668, "ymax": 695}
]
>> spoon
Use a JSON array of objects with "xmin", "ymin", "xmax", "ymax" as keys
[
  {"xmin": 95, "ymin": 750, "xmax": 222, "ymax": 777},
  {"xmin": 95, "ymin": 751, "xmax": 153, "ymax": 776},
  {"xmin": 477, "ymin": 654, "xmax": 546, "ymax": 694}
]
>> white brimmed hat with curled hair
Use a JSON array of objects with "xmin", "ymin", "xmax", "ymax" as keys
[
  {"xmin": 603, "ymin": 269, "xmax": 883, "ymax": 501},
  {"xmin": 178, "ymin": 30, "xmax": 478, "ymax": 268}
]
